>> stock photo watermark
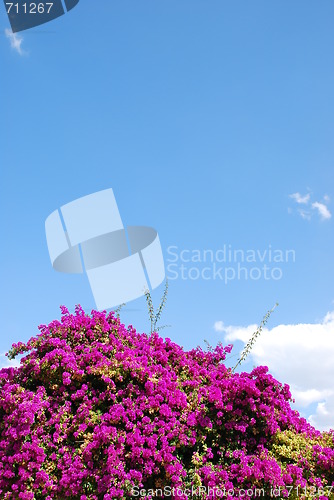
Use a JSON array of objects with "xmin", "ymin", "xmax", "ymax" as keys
[
  {"xmin": 4, "ymin": 0, "xmax": 80, "ymax": 33},
  {"xmin": 131, "ymin": 485, "xmax": 333, "ymax": 498},
  {"xmin": 166, "ymin": 245, "xmax": 296, "ymax": 283},
  {"xmin": 45, "ymin": 188, "xmax": 165, "ymax": 310}
]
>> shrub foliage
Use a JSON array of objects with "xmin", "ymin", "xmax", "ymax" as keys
[{"xmin": 0, "ymin": 306, "xmax": 333, "ymax": 499}]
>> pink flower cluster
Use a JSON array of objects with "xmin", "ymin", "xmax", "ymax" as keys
[{"xmin": 0, "ymin": 306, "xmax": 333, "ymax": 499}]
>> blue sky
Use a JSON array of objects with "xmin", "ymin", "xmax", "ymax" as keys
[{"xmin": 1, "ymin": 0, "xmax": 334, "ymax": 430}]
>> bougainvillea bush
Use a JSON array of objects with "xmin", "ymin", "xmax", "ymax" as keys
[{"xmin": 0, "ymin": 306, "xmax": 333, "ymax": 499}]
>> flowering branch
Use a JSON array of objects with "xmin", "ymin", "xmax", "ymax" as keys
[
  {"xmin": 144, "ymin": 279, "xmax": 171, "ymax": 335},
  {"xmin": 232, "ymin": 302, "xmax": 278, "ymax": 373}
]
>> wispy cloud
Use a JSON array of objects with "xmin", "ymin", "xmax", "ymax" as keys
[
  {"xmin": 289, "ymin": 192, "xmax": 310, "ymax": 204},
  {"xmin": 311, "ymin": 202, "xmax": 332, "ymax": 220},
  {"xmin": 289, "ymin": 190, "xmax": 331, "ymax": 221},
  {"xmin": 0, "ymin": 352, "xmax": 20, "ymax": 370},
  {"xmin": 297, "ymin": 208, "xmax": 311, "ymax": 220},
  {"xmin": 5, "ymin": 28, "xmax": 25, "ymax": 55},
  {"xmin": 214, "ymin": 310, "xmax": 334, "ymax": 431}
]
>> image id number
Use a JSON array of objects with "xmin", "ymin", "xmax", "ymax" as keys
[{"xmin": 6, "ymin": 3, "xmax": 54, "ymax": 14}]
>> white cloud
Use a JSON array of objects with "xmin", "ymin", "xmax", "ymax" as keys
[
  {"xmin": 5, "ymin": 28, "xmax": 25, "ymax": 56},
  {"xmin": 0, "ymin": 352, "xmax": 20, "ymax": 370},
  {"xmin": 214, "ymin": 311, "xmax": 334, "ymax": 431},
  {"xmin": 309, "ymin": 400, "xmax": 334, "ymax": 430},
  {"xmin": 324, "ymin": 310, "xmax": 334, "ymax": 323},
  {"xmin": 214, "ymin": 320, "xmax": 257, "ymax": 340},
  {"xmin": 289, "ymin": 191, "xmax": 331, "ymax": 221},
  {"xmin": 311, "ymin": 202, "xmax": 332, "ymax": 220},
  {"xmin": 289, "ymin": 192, "xmax": 310, "ymax": 204},
  {"xmin": 297, "ymin": 208, "xmax": 311, "ymax": 220}
]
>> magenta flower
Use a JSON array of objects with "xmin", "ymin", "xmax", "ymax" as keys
[{"xmin": 0, "ymin": 306, "xmax": 332, "ymax": 499}]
